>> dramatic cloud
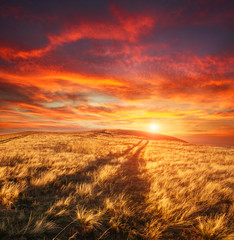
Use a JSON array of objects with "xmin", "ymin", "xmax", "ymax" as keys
[{"xmin": 0, "ymin": 0, "xmax": 233, "ymax": 145}]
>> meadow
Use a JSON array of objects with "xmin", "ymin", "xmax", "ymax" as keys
[{"xmin": 0, "ymin": 130, "xmax": 233, "ymax": 240}]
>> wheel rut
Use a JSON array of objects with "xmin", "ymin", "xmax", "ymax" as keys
[
  {"xmin": 0, "ymin": 134, "xmax": 34, "ymax": 144},
  {"xmin": 110, "ymin": 139, "xmax": 150, "ymax": 221}
]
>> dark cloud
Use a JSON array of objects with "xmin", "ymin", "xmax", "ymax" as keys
[
  {"xmin": 0, "ymin": 17, "xmax": 49, "ymax": 51},
  {"xmin": 0, "ymin": 81, "xmax": 39, "ymax": 104},
  {"xmin": 215, "ymin": 110, "xmax": 234, "ymax": 117}
]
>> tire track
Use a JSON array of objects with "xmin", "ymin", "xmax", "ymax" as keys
[
  {"xmin": 107, "ymin": 139, "xmax": 150, "ymax": 201},
  {"xmin": 103, "ymin": 139, "xmax": 150, "ymax": 237},
  {"xmin": 119, "ymin": 140, "xmax": 149, "ymax": 201},
  {"xmin": 0, "ymin": 134, "xmax": 33, "ymax": 144}
]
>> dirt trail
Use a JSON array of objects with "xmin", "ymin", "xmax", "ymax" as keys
[
  {"xmin": 0, "ymin": 134, "xmax": 33, "ymax": 144},
  {"xmin": 109, "ymin": 139, "xmax": 150, "ymax": 231},
  {"xmin": 119, "ymin": 140, "xmax": 149, "ymax": 202}
]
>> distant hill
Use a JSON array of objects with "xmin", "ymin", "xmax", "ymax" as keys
[
  {"xmin": 0, "ymin": 129, "xmax": 186, "ymax": 143},
  {"xmin": 87, "ymin": 129, "xmax": 186, "ymax": 142}
]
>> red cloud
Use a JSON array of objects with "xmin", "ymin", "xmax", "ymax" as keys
[{"xmin": 0, "ymin": 6, "xmax": 154, "ymax": 61}]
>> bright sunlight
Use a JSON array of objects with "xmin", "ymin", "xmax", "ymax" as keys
[{"xmin": 150, "ymin": 123, "xmax": 159, "ymax": 132}]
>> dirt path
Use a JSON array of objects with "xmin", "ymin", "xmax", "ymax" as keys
[
  {"xmin": 0, "ymin": 134, "xmax": 33, "ymax": 144},
  {"xmin": 118, "ymin": 139, "xmax": 150, "ymax": 202},
  {"xmin": 109, "ymin": 139, "xmax": 150, "ymax": 235}
]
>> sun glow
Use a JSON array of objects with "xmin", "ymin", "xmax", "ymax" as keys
[{"xmin": 150, "ymin": 123, "xmax": 159, "ymax": 132}]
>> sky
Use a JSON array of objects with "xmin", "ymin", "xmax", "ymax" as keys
[{"xmin": 0, "ymin": 0, "xmax": 233, "ymax": 146}]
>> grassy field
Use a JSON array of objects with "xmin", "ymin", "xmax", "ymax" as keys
[{"xmin": 0, "ymin": 130, "xmax": 233, "ymax": 240}]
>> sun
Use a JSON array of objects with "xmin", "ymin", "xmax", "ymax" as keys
[{"xmin": 150, "ymin": 123, "xmax": 159, "ymax": 132}]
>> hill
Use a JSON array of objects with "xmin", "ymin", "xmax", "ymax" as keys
[
  {"xmin": 0, "ymin": 130, "xmax": 233, "ymax": 240},
  {"xmin": 0, "ymin": 129, "xmax": 186, "ymax": 142},
  {"xmin": 89, "ymin": 129, "xmax": 187, "ymax": 142}
]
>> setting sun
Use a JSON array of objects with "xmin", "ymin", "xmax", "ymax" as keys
[{"xmin": 150, "ymin": 123, "xmax": 159, "ymax": 132}]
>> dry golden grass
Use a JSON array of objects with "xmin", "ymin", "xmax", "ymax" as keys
[{"xmin": 0, "ymin": 130, "xmax": 233, "ymax": 240}]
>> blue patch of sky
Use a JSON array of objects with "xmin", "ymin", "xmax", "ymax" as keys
[
  {"xmin": 44, "ymin": 101, "xmax": 66, "ymax": 109},
  {"xmin": 89, "ymin": 93, "xmax": 121, "ymax": 105}
]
